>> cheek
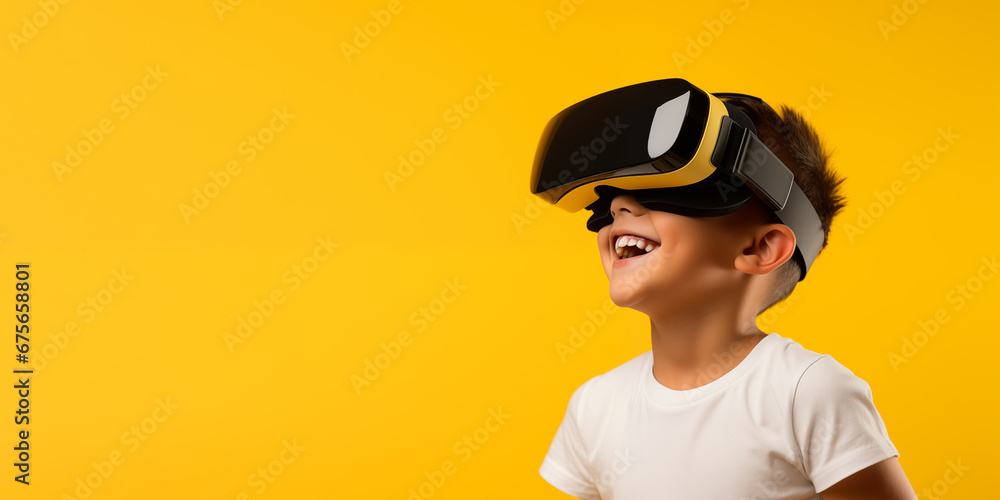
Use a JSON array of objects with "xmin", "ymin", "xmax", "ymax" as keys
[
  {"xmin": 596, "ymin": 226, "xmax": 613, "ymax": 269},
  {"xmin": 597, "ymin": 225, "xmax": 611, "ymax": 250},
  {"xmin": 651, "ymin": 219, "xmax": 732, "ymax": 274},
  {"xmin": 674, "ymin": 235, "xmax": 741, "ymax": 277}
]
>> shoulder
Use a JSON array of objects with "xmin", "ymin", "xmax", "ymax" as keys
[
  {"xmin": 566, "ymin": 351, "xmax": 649, "ymax": 426},
  {"xmin": 574, "ymin": 350, "xmax": 649, "ymax": 402},
  {"xmin": 791, "ymin": 352, "xmax": 879, "ymax": 425},
  {"xmin": 760, "ymin": 333, "xmax": 874, "ymax": 406},
  {"xmin": 758, "ymin": 332, "xmax": 831, "ymax": 379},
  {"xmin": 750, "ymin": 333, "xmax": 876, "ymax": 423},
  {"xmin": 767, "ymin": 332, "xmax": 876, "ymax": 406},
  {"xmin": 775, "ymin": 344, "xmax": 899, "ymax": 491}
]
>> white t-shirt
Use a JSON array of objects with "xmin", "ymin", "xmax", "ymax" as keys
[{"xmin": 539, "ymin": 332, "xmax": 899, "ymax": 500}]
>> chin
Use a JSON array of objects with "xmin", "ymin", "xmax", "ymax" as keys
[
  {"xmin": 607, "ymin": 278, "xmax": 659, "ymax": 311},
  {"xmin": 608, "ymin": 273, "xmax": 693, "ymax": 316}
]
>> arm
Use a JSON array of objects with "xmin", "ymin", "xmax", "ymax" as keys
[
  {"xmin": 819, "ymin": 457, "xmax": 917, "ymax": 500},
  {"xmin": 539, "ymin": 379, "xmax": 601, "ymax": 500},
  {"xmin": 791, "ymin": 356, "xmax": 908, "ymax": 496}
]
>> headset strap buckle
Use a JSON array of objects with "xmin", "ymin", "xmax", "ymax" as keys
[{"xmin": 712, "ymin": 115, "xmax": 794, "ymax": 211}]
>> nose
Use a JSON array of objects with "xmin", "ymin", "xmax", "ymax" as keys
[{"xmin": 609, "ymin": 194, "xmax": 646, "ymax": 219}]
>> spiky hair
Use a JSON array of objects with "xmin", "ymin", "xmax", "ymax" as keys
[{"xmin": 724, "ymin": 97, "xmax": 847, "ymax": 312}]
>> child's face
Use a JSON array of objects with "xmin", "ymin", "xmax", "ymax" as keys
[{"xmin": 595, "ymin": 193, "xmax": 760, "ymax": 312}]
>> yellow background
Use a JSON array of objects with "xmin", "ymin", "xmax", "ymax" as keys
[{"xmin": 2, "ymin": 0, "xmax": 997, "ymax": 498}]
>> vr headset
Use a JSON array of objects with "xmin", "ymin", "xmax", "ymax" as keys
[{"xmin": 529, "ymin": 78, "xmax": 824, "ymax": 281}]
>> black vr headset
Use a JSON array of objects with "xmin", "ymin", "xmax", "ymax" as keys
[{"xmin": 529, "ymin": 78, "xmax": 824, "ymax": 281}]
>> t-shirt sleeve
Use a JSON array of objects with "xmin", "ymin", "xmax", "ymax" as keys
[
  {"xmin": 539, "ymin": 379, "xmax": 600, "ymax": 500},
  {"xmin": 791, "ymin": 355, "xmax": 900, "ymax": 493}
]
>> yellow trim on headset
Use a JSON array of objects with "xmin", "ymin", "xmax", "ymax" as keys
[{"xmin": 545, "ymin": 92, "xmax": 731, "ymax": 213}]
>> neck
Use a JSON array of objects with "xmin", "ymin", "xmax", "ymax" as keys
[{"xmin": 645, "ymin": 292, "xmax": 766, "ymax": 391}]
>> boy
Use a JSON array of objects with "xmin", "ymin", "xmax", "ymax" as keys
[{"xmin": 530, "ymin": 79, "xmax": 916, "ymax": 499}]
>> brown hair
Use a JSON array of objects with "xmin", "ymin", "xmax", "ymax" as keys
[{"xmin": 724, "ymin": 97, "xmax": 847, "ymax": 312}]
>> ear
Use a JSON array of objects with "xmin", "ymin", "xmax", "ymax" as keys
[{"xmin": 734, "ymin": 224, "xmax": 797, "ymax": 275}]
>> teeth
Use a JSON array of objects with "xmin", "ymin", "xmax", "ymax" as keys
[{"xmin": 613, "ymin": 234, "xmax": 660, "ymax": 259}]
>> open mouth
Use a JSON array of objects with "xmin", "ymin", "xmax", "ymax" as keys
[{"xmin": 613, "ymin": 234, "xmax": 660, "ymax": 261}]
